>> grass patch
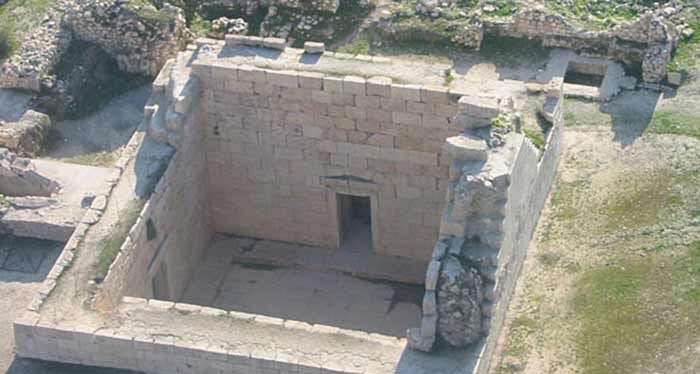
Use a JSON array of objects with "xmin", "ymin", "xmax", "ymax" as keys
[
  {"xmin": 188, "ymin": 12, "xmax": 211, "ymax": 36},
  {"xmin": 523, "ymin": 128, "xmax": 546, "ymax": 150},
  {"xmin": 545, "ymin": 0, "xmax": 670, "ymax": 29},
  {"xmin": 126, "ymin": 0, "xmax": 176, "ymax": 24},
  {"xmin": 483, "ymin": 0, "xmax": 518, "ymax": 17},
  {"xmin": 598, "ymin": 170, "xmax": 686, "ymax": 233},
  {"xmin": 0, "ymin": 0, "xmax": 55, "ymax": 61},
  {"xmin": 95, "ymin": 199, "xmax": 146, "ymax": 280},
  {"xmin": 572, "ymin": 241, "xmax": 700, "ymax": 374},
  {"xmin": 337, "ymin": 31, "xmax": 371, "ymax": 55},
  {"xmin": 0, "ymin": 25, "xmax": 14, "ymax": 62},
  {"xmin": 60, "ymin": 151, "xmax": 118, "ymax": 167},
  {"xmin": 667, "ymin": 11, "xmax": 700, "ymax": 74},
  {"xmin": 648, "ymin": 109, "xmax": 700, "ymax": 138}
]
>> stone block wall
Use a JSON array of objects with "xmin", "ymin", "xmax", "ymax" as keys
[
  {"xmin": 96, "ymin": 78, "xmax": 212, "ymax": 308},
  {"xmin": 192, "ymin": 62, "xmax": 463, "ymax": 261},
  {"xmin": 408, "ymin": 85, "xmax": 564, "ymax": 373}
]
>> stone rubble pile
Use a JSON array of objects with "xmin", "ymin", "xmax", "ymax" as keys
[
  {"xmin": 0, "ymin": 2, "xmax": 72, "ymax": 92},
  {"xmin": 64, "ymin": 0, "xmax": 189, "ymax": 76},
  {"xmin": 382, "ymin": 1, "xmax": 693, "ymax": 82},
  {"xmin": 437, "ymin": 255, "xmax": 484, "ymax": 347},
  {"xmin": 0, "ymin": 110, "xmax": 52, "ymax": 157},
  {"xmin": 209, "ymin": 17, "xmax": 248, "ymax": 39}
]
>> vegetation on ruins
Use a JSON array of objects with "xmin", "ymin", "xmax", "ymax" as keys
[
  {"xmin": 667, "ymin": 10, "xmax": 700, "ymax": 74},
  {"xmin": 0, "ymin": 0, "xmax": 55, "ymax": 62},
  {"xmin": 546, "ymin": 0, "xmax": 675, "ymax": 28},
  {"xmin": 95, "ymin": 199, "xmax": 145, "ymax": 280}
]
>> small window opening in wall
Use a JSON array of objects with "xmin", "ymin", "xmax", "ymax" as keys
[
  {"xmin": 146, "ymin": 218, "xmax": 157, "ymax": 241},
  {"xmin": 564, "ymin": 61, "xmax": 607, "ymax": 87},
  {"xmin": 337, "ymin": 194, "xmax": 373, "ymax": 253}
]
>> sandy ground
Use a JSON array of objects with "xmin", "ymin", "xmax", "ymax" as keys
[
  {"xmin": 491, "ymin": 77, "xmax": 700, "ymax": 374},
  {"xmin": 44, "ymin": 85, "xmax": 151, "ymax": 160}
]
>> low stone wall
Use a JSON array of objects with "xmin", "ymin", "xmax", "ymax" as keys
[
  {"xmin": 14, "ymin": 297, "xmax": 408, "ymax": 374},
  {"xmin": 95, "ymin": 59, "xmax": 212, "ymax": 308},
  {"xmin": 0, "ymin": 110, "xmax": 52, "ymax": 157},
  {"xmin": 475, "ymin": 93, "xmax": 563, "ymax": 374}
]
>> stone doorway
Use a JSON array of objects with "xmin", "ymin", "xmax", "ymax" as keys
[{"xmin": 337, "ymin": 193, "xmax": 373, "ymax": 253}]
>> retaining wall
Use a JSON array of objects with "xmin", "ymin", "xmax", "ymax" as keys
[
  {"xmin": 476, "ymin": 95, "xmax": 564, "ymax": 374},
  {"xmin": 96, "ymin": 88, "xmax": 212, "ymax": 308}
]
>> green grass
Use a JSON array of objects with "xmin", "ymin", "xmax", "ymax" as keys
[
  {"xmin": 188, "ymin": 12, "xmax": 211, "ymax": 36},
  {"xmin": 667, "ymin": 12, "xmax": 700, "ymax": 74},
  {"xmin": 483, "ymin": 0, "xmax": 518, "ymax": 17},
  {"xmin": 573, "ymin": 241, "xmax": 700, "ymax": 374},
  {"xmin": 524, "ymin": 128, "xmax": 546, "ymax": 150},
  {"xmin": 648, "ymin": 109, "xmax": 700, "ymax": 138},
  {"xmin": 61, "ymin": 151, "xmax": 118, "ymax": 167},
  {"xmin": 337, "ymin": 32, "xmax": 371, "ymax": 55},
  {"xmin": 544, "ymin": 0, "xmax": 669, "ymax": 29},
  {"xmin": 95, "ymin": 199, "xmax": 146, "ymax": 280},
  {"xmin": 126, "ymin": 0, "xmax": 176, "ymax": 24},
  {"xmin": 0, "ymin": 0, "xmax": 55, "ymax": 62}
]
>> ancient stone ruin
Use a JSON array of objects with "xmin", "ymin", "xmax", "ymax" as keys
[{"xmin": 12, "ymin": 34, "xmax": 565, "ymax": 374}]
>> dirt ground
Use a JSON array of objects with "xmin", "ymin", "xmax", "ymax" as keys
[{"xmin": 492, "ymin": 75, "xmax": 700, "ymax": 373}]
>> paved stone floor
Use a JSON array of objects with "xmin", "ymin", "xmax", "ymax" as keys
[{"xmin": 181, "ymin": 240, "xmax": 424, "ymax": 337}]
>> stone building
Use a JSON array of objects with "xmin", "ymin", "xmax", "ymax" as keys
[{"xmin": 12, "ymin": 37, "xmax": 565, "ymax": 374}]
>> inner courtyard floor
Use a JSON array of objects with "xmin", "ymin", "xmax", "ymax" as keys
[{"xmin": 179, "ymin": 235, "xmax": 425, "ymax": 337}]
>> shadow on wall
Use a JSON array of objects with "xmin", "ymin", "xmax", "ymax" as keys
[{"xmin": 132, "ymin": 136, "xmax": 174, "ymax": 198}]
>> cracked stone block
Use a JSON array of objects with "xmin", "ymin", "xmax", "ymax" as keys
[{"xmin": 443, "ymin": 134, "xmax": 488, "ymax": 161}]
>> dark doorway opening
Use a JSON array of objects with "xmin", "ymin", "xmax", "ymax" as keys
[
  {"xmin": 337, "ymin": 194, "xmax": 373, "ymax": 252},
  {"xmin": 564, "ymin": 61, "xmax": 607, "ymax": 87}
]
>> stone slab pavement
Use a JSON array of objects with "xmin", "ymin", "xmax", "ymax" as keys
[{"xmin": 181, "ymin": 239, "xmax": 424, "ymax": 337}]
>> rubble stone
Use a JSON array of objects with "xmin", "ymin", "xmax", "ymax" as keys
[
  {"xmin": 0, "ymin": 110, "xmax": 52, "ymax": 157},
  {"xmin": 436, "ymin": 255, "xmax": 484, "ymax": 347}
]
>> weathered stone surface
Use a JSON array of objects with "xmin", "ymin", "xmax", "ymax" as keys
[
  {"xmin": 436, "ymin": 255, "xmax": 484, "ymax": 347},
  {"xmin": 443, "ymin": 134, "xmax": 488, "ymax": 161},
  {"xmin": 303, "ymin": 41, "xmax": 325, "ymax": 54},
  {"xmin": 0, "ymin": 6, "xmax": 71, "ymax": 91},
  {"xmin": 667, "ymin": 71, "xmax": 682, "ymax": 86},
  {"xmin": 0, "ymin": 110, "xmax": 52, "ymax": 157},
  {"xmin": 0, "ymin": 148, "xmax": 60, "ymax": 197},
  {"xmin": 65, "ymin": 0, "xmax": 188, "ymax": 76},
  {"xmin": 209, "ymin": 17, "xmax": 248, "ymax": 39}
]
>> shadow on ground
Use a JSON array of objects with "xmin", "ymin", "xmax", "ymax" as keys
[
  {"xmin": 6, "ymin": 358, "xmax": 140, "ymax": 374},
  {"xmin": 604, "ymin": 89, "xmax": 661, "ymax": 146}
]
